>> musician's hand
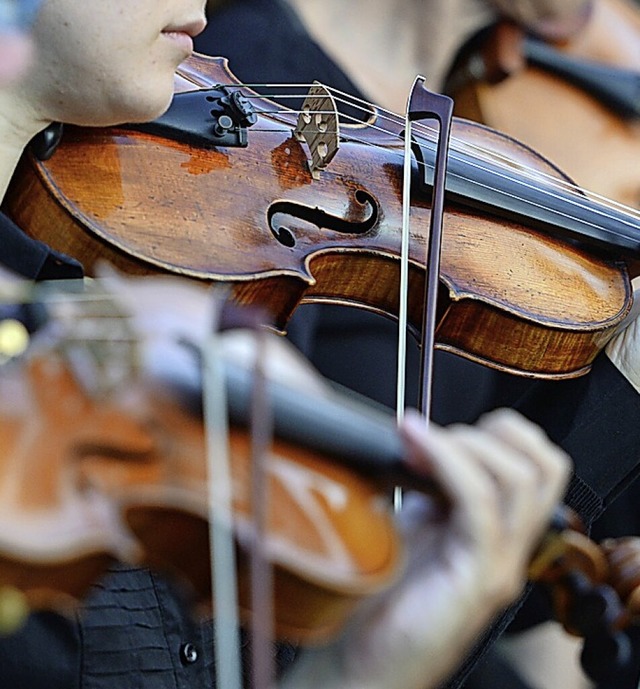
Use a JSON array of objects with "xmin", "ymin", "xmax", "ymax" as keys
[
  {"xmin": 282, "ymin": 409, "xmax": 570, "ymax": 689},
  {"xmin": 96, "ymin": 265, "xmax": 329, "ymax": 395}
]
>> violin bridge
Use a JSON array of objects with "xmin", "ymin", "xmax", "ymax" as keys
[{"xmin": 294, "ymin": 83, "xmax": 340, "ymax": 179}]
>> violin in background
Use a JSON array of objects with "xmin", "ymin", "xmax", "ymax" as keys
[{"xmin": 445, "ymin": 0, "xmax": 640, "ymax": 209}]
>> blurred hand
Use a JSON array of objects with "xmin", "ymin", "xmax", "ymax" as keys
[
  {"xmin": 96, "ymin": 265, "xmax": 328, "ymax": 395},
  {"xmin": 0, "ymin": 0, "xmax": 43, "ymax": 85},
  {"xmin": 282, "ymin": 409, "xmax": 571, "ymax": 689}
]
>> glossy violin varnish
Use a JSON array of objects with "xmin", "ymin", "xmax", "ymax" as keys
[{"xmin": 3, "ymin": 54, "xmax": 637, "ymax": 380}]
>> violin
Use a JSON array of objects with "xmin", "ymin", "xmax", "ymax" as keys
[
  {"xmin": 445, "ymin": 0, "xmax": 640, "ymax": 209},
  {"xmin": 0, "ymin": 275, "xmax": 639, "ymax": 682},
  {"xmin": 2, "ymin": 54, "xmax": 639, "ymax": 381},
  {"xmin": 0, "ymin": 277, "xmax": 406, "ymax": 643}
]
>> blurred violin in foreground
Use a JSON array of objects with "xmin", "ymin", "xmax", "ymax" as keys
[{"xmin": 0, "ymin": 274, "xmax": 639, "ymax": 683}]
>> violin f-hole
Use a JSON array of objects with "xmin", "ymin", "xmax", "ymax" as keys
[{"xmin": 267, "ymin": 189, "xmax": 379, "ymax": 248}]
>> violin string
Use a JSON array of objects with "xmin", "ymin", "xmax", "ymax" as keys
[
  {"xmin": 249, "ymin": 98, "xmax": 637, "ymax": 218},
  {"xmin": 255, "ymin": 104, "xmax": 640, "ymax": 242},
  {"xmin": 240, "ymin": 89, "xmax": 624, "ymax": 214},
  {"xmin": 316, "ymin": 88, "xmax": 636, "ymax": 211},
  {"xmin": 240, "ymin": 84, "xmax": 638, "ymax": 216},
  {"xmin": 210, "ymin": 80, "xmax": 621, "ymax": 219},
  {"xmin": 230, "ymin": 83, "xmax": 640, "ymax": 237},
  {"xmin": 289, "ymin": 91, "xmax": 640, "ymax": 225}
]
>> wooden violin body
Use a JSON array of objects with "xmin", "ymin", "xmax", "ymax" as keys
[
  {"xmin": 0, "ymin": 314, "xmax": 402, "ymax": 644},
  {"xmin": 2, "ymin": 330, "xmax": 640, "ymax": 661},
  {"xmin": 3, "ymin": 55, "xmax": 635, "ymax": 380}
]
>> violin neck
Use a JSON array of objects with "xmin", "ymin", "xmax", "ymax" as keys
[
  {"xmin": 220, "ymin": 361, "xmax": 437, "ymax": 495},
  {"xmin": 522, "ymin": 36, "xmax": 640, "ymax": 119},
  {"xmin": 415, "ymin": 137, "xmax": 640, "ymax": 258}
]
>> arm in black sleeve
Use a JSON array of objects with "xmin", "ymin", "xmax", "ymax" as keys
[{"xmin": 514, "ymin": 353, "xmax": 640, "ymax": 527}]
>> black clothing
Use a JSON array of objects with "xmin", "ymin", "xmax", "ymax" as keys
[{"xmin": 0, "ymin": 210, "xmax": 82, "ymax": 281}]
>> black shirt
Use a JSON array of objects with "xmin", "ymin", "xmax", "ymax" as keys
[{"xmin": 0, "ymin": 210, "xmax": 82, "ymax": 281}]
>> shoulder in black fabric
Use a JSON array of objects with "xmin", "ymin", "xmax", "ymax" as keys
[{"xmin": 0, "ymin": 211, "xmax": 83, "ymax": 280}]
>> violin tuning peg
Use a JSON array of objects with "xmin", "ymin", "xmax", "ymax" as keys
[
  {"xmin": 601, "ymin": 536, "xmax": 640, "ymax": 617},
  {"xmin": 580, "ymin": 629, "xmax": 633, "ymax": 683}
]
